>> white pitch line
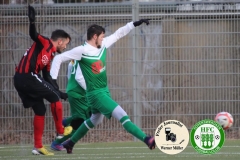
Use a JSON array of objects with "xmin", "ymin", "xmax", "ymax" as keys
[
  {"xmin": 0, "ymin": 145, "xmax": 239, "ymax": 150},
  {"xmin": 0, "ymin": 149, "xmax": 240, "ymax": 156}
]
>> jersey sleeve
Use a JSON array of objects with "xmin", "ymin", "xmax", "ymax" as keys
[
  {"xmin": 29, "ymin": 23, "xmax": 39, "ymax": 42},
  {"xmin": 29, "ymin": 23, "xmax": 49, "ymax": 46},
  {"xmin": 75, "ymin": 63, "xmax": 87, "ymax": 90},
  {"xmin": 103, "ymin": 22, "xmax": 135, "ymax": 48},
  {"xmin": 50, "ymin": 46, "xmax": 84, "ymax": 79},
  {"xmin": 42, "ymin": 66, "xmax": 59, "ymax": 90},
  {"xmin": 38, "ymin": 35, "xmax": 51, "ymax": 46}
]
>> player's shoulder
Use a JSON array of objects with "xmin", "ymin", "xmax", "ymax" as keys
[{"xmin": 38, "ymin": 34, "xmax": 50, "ymax": 43}]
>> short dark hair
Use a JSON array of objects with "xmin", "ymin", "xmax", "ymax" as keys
[
  {"xmin": 51, "ymin": 29, "xmax": 71, "ymax": 42},
  {"xmin": 87, "ymin": 24, "xmax": 105, "ymax": 40}
]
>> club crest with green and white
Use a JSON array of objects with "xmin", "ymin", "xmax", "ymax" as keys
[{"xmin": 190, "ymin": 119, "xmax": 225, "ymax": 155}]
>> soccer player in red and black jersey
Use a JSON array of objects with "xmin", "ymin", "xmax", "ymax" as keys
[{"xmin": 13, "ymin": 5, "xmax": 72, "ymax": 155}]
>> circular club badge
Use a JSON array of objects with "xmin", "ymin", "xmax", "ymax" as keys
[
  {"xmin": 190, "ymin": 119, "xmax": 225, "ymax": 155},
  {"xmin": 154, "ymin": 120, "xmax": 189, "ymax": 155}
]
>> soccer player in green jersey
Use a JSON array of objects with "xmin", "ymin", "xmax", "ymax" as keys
[
  {"xmin": 51, "ymin": 60, "xmax": 91, "ymax": 151},
  {"xmin": 50, "ymin": 19, "xmax": 155, "ymax": 153}
]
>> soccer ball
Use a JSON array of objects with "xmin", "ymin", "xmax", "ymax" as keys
[{"xmin": 215, "ymin": 112, "xmax": 233, "ymax": 130}]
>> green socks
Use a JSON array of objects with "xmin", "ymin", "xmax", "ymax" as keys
[
  {"xmin": 71, "ymin": 119, "xmax": 94, "ymax": 143},
  {"xmin": 120, "ymin": 116, "xmax": 146, "ymax": 142}
]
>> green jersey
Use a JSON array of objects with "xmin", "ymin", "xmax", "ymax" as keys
[{"xmin": 79, "ymin": 45, "xmax": 107, "ymax": 92}]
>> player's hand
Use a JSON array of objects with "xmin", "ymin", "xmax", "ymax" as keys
[
  {"xmin": 133, "ymin": 19, "xmax": 151, "ymax": 27},
  {"xmin": 59, "ymin": 91, "xmax": 68, "ymax": 101},
  {"xmin": 28, "ymin": 5, "xmax": 36, "ymax": 23}
]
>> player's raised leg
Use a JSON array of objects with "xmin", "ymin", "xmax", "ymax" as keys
[{"xmin": 112, "ymin": 105, "xmax": 155, "ymax": 150}]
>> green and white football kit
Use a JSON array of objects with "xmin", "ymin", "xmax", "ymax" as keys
[{"xmin": 51, "ymin": 21, "xmax": 154, "ymax": 149}]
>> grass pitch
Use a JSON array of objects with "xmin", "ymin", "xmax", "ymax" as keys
[{"xmin": 0, "ymin": 140, "xmax": 239, "ymax": 160}]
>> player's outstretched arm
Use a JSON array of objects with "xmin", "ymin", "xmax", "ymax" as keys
[
  {"xmin": 133, "ymin": 19, "xmax": 151, "ymax": 27},
  {"xmin": 104, "ymin": 19, "xmax": 151, "ymax": 48},
  {"xmin": 28, "ymin": 5, "xmax": 38, "ymax": 41},
  {"xmin": 50, "ymin": 46, "xmax": 84, "ymax": 80},
  {"xmin": 104, "ymin": 22, "xmax": 135, "ymax": 48}
]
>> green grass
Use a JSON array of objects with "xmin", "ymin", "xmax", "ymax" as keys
[{"xmin": 0, "ymin": 140, "xmax": 239, "ymax": 160}]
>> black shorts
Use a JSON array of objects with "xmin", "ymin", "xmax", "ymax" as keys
[{"xmin": 13, "ymin": 72, "xmax": 60, "ymax": 108}]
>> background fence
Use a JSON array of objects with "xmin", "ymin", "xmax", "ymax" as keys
[{"xmin": 1, "ymin": 0, "xmax": 240, "ymax": 145}]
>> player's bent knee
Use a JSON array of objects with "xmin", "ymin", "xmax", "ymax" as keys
[
  {"xmin": 112, "ymin": 105, "xmax": 127, "ymax": 121},
  {"xmin": 92, "ymin": 117, "xmax": 103, "ymax": 126},
  {"xmin": 95, "ymin": 116, "xmax": 104, "ymax": 126},
  {"xmin": 90, "ymin": 113, "xmax": 104, "ymax": 126}
]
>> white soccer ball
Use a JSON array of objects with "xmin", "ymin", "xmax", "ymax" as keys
[{"xmin": 215, "ymin": 112, "xmax": 233, "ymax": 130}]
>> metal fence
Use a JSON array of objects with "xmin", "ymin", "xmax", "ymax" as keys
[{"xmin": 1, "ymin": 0, "xmax": 240, "ymax": 145}]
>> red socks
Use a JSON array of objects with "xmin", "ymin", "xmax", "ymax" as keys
[
  {"xmin": 33, "ymin": 101, "xmax": 64, "ymax": 148},
  {"xmin": 50, "ymin": 101, "xmax": 64, "ymax": 134},
  {"xmin": 33, "ymin": 115, "xmax": 44, "ymax": 148}
]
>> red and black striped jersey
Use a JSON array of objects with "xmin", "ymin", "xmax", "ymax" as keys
[{"xmin": 16, "ymin": 34, "xmax": 56, "ymax": 74}]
